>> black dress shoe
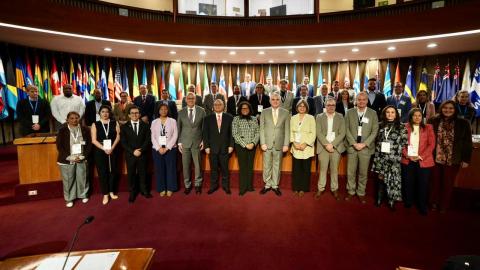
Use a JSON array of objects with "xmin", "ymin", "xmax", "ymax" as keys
[
  {"xmin": 223, "ymin": 188, "xmax": 231, "ymax": 195},
  {"xmin": 143, "ymin": 193, "xmax": 153, "ymax": 198},
  {"xmin": 195, "ymin": 186, "xmax": 202, "ymax": 194},
  {"xmin": 273, "ymin": 188, "xmax": 282, "ymax": 196},
  {"xmin": 184, "ymin": 187, "xmax": 192, "ymax": 195},
  {"xmin": 259, "ymin": 187, "xmax": 271, "ymax": 195},
  {"xmin": 128, "ymin": 194, "xmax": 136, "ymax": 203},
  {"xmin": 388, "ymin": 201, "xmax": 396, "ymax": 211},
  {"xmin": 207, "ymin": 188, "xmax": 217, "ymax": 195}
]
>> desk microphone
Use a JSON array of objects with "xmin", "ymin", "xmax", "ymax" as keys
[{"xmin": 61, "ymin": 216, "xmax": 95, "ymax": 270}]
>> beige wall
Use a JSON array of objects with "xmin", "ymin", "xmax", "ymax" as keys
[
  {"xmin": 319, "ymin": 0, "xmax": 353, "ymax": 13},
  {"xmin": 100, "ymin": 0, "xmax": 173, "ymax": 11}
]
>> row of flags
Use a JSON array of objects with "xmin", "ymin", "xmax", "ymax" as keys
[{"xmin": 1, "ymin": 54, "xmax": 479, "ymax": 119}]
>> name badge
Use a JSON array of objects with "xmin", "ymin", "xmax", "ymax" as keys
[
  {"xmin": 423, "ymin": 118, "xmax": 427, "ymax": 124},
  {"xmin": 32, "ymin": 115, "xmax": 39, "ymax": 124},
  {"xmin": 323, "ymin": 108, "xmax": 326, "ymax": 113},
  {"xmin": 362, "ymin": 117, "xmax": 369, "ymax": 124},
  {"xmin": 103, "ymin": 139, "xmax": 112, "ymax": 150},
  {"xmin": 294, "ymin": 132, "xmax": 301, "ymax": 143},
  {"xmin": 159, "ymin": 135, "xmax": 167, "ymax": 146},
  {"xmin": 96, "ymin": 114, "xmax": 101, "ymax": 121},
  {"xmin": 397, "ymin": 109, "xmax": 402, "ymax": 117},
  {"xmin": 357, "ymin": 126, "xmax": 362, "ymax": 136},
  {"xmin": 399, "ymin": 101, "xmax": 406, "ymax": 105},
  {"xmin": 381, "ymin": 142, "xmax": 391, "ymax": 153},
  {"xmin": 257, "ymin": 105, "xmax": 263, "ymax": 112},
  {"xmin": 71, "ymin": 143, "xmax": 82, "ymax": 155},
  {"xmin": 327, "ymin": 131, "xmax": 335, "ymax": 142},
  {"xmin": 407, "ymin": 145, "xmax": 418, "ymax": 156}
]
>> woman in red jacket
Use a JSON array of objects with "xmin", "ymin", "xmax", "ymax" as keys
[{"xmin": 401, "ymin": 108, "xmax": 435, "ymax": 215}]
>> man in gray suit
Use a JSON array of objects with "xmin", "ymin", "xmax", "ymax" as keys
[
  {"xmin": 279, "ymin": 79, "xmax": 294, "ymax": 113},
  {"xmin": 259, "ymin": 92, "xmax": 290, "ymax": 196},
  {"xmin": 182, "ymin": 84, "xmax": 203, "ymax": 108},
  {"xmin": 178, "ymin": 92, "xmax": 206, "ymax": 194},
  {"xmin": 344, "ymin": 92, "xmax": 379, "ymax": 203},
  {"xmin": 203, "ymin": 82, "xmax": 226, "ymax": 116},
  {"xmin": 315, "ymin": 97, "xmax": 346, "ymax": 200},
  {"xmin": 313, "ymin": 84, "xmax": 330, "ymax": 116}
]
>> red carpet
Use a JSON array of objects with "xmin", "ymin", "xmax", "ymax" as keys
[{"xmin": 0, "ymin": 189, "xmax": 479, "ymax": 270}]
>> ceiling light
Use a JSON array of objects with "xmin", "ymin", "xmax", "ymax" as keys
[
  {"xmin": 319, "ymin": 50, "xmax": 327, "ymax": 54},
  {"xmin": 246, "ymin": 60, "xmax": 251, "ymax": 63},
  {"xmin": 137, "ymin": 49, "xmax": 145, "ymax": 54},
  {"xmin": 229, "ymin": 51, "xmax": 236, "ymax": 55},
  {"xmin": 292, "ymin": 60, "xmax": 298, "ymax": 63},
  {"xmin": 288, "ymin": 50, "xmax": 295, "ymax": 55},
  {"xmin": 199, "ymin": 50, "xmax": 206, "ymax": 55},
  {"xmin": 387, "ymin": 46, "xmax": 396, "ymax": 51},
  {"xmin": 369, "ymin": 57, "xmax": 376, "ymax": 60},
  {"xmin": 342, "ymin": 58, "xmax": 348, "ymax": 61},
  {"xmin": 199, "ymin": 60, "xmax": 204, "ymax": 63},
  {"xmin": 427, "ymin": 43, "xmax": 438, "ymax": 48},
  {"xmin": 352, "ymin": 48, "xmax": 359, "ymax": 52},
  {"xmin": 175, "ymin": 59, "xmax": 180, "ymax": 63},
  {"xmin": 316, "ymin": 59, "xmax": 322, "ymax": 62},
  {"xmin": 268, "ymin": 60, "xmax": 274, "ymax": 63},
  {"xmin": 258, "ymin": 51, "xmax": 265, "ymax": 55},
  {"xmin": 169, "ymin": 50, "xmax": 176, "ymax": 55},
  {"xmin": 104, "ymin": 47, "xmax": 112, "ymax": 52},
  {"xmin": 222, "ymin": 60, "xmax": 227, "ymax": 63}
]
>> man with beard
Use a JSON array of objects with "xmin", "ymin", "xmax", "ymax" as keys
[{"xmin": 51, "ymin": 84, "xmax": 85, "ymax": 131}]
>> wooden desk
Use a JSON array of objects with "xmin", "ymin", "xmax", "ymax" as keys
[
  {"xmin": 0, "ymin": 248, "xmax": 154, "ymax": 270},
  {"xmin": 13, "ymin": 135, "xmax": 61, "ymax": 184}
]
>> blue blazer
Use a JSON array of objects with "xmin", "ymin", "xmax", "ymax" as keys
[
  {"xmin": 386, "ymin": 95, "xmax": 412, "ymax": 123},
  {"xmin": 295, "ymin": 84, "xmax": 314, "ymax": 97}
]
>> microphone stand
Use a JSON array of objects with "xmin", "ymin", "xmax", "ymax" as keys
[{"xmin": 61, "ymin": 216, "xmax": 94, "ymax": 270}]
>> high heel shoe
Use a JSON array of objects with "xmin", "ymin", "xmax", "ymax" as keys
[{"xmin": 388, "ymin": 200, "xmax": 396, "ymax": 211}]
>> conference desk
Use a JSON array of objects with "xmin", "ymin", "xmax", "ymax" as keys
[{"xmin": 0, "ymin": 248, "xmax": 155, "ymax": 270}]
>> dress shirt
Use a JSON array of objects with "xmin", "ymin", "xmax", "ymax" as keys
[{"xmin": 51, "ymin": 94, "xmax": 85, "ymax": 123}]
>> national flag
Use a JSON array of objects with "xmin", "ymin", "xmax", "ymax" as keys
[
  {"xmin": 292, "ymin": 64, "xmax": 297, "ymax": 95},
  {"xmin": 168, "ymin": 62, "xmax": 177, "ymax": 100},
  {"xmin": 76, "ymin": 62, "xmax": 84, "ymax": 97},
  {"xmin": 453, "ymin": 63, "xmax": 460, "ymax": 94},
  {"xmin": 244, "ymin": 65, "xmax": 248, "ymax": 83},
  {"xmin": 211, "ymin": 65, "xmax": 217, "ymax": 84},
  {"xmin": 353, "ymin": 61, "xmax": 361, "ymax": 93},
  {"xmin": 258, "ymin": 66, "xmax": 265, "ymax": 85},
  {"xmin": 122, "ymin": 63, "xmax": 129, "ymax": 95},
  {"xmin": 383, "ymin": 60, "xmax": 392, "ymax": 96},
  {"xmin": 99, "ymin": 62, "xmax": 107, "ymax": 99},
  {"xmin": 202, "ymin": 63, "xmax": 209, "ymax": 96},
  {"xmin": 236, "ymin": 65, "xmax": 240, "ymax": 86},
  {"xmin": 317, "ymin": 63, "xmax": 323, "ymax": 88},
  {"xmin": 51, "ymin": 58, "xmax": 61, "ymax": 96},
  {"xmin": 0, "ymin": 58, "xmax": 9, "ymax": 119},
  {"xmin": 69, "ymin": 58, "xmax": 77, "ymax": 95},
  {"xmin": 5, "ymin": 58, "xmax": 18, "ymax": 117},
  {"xmin": 219, "ymin": 65, "xmax": 226, "ymax": 96},
  {"xmin": 82, "ymin": 60, "xmax": 90, "ymax": 102},
  {"xmin": 432, "ymin": 62, "xmax": 441, "ymax": 102},
  {"xmin": 252, "ymin": 65, "xmax": 256, "ymax": 84},
  {"xmin": 276, "ymin": 65, "xmax": 281, "ymax": 89},
  {"xmin": 142, "ymin": 62, "xmax": 148, "ymax": 86},
  {"xmin": 187, "ymin": 63, "xmax": 192, "ymax": 86},
  {"xmin": 405, "ymin": 63, "xmax": 416, "ymax": 102},
  {"xmin": 418, "ymin": 65, "xmax": 428, "ymax": 93},
  {"xmin": 195, "ymin": 63, "xmax": 202, "ymax": 95},
  {"xmin": 160, "ymin": 62, "xmax": 166, "ymax": 91},
  {"xmin": 60, "ymin": 63, "xmax": 68, "ymax": 93},
  {"xmin": 394, "ymin": 60, "xmax": 401, "ymax": 84},
  {"xmin": 344, "ymin": 62, "xmax": 350, "ymax": 88},
  {"xmin": 363, "ymin": 60, "xmax": 370, "ymax": 91},
  {"xmin": 309, "ymin": 64, "xmax": 314, "ymax": 91},
  {"xmin": 95, "ymin": 59, "xmax": 100, "ymax": 85},
  {"xmin": 24, "ymin": 54, "xmax": 33, "ymax": 87},
  {"xmin": 375, "ymin": 60, "xmax": 381, "ymax": 90},
  {"xmin": 42, "ymin": 55, "xmax": 51, "ymax": 102},
  {"xmin": 15, "ymin": 57, "xmax": 28, "ymax": 100},
  {"xmin": 435, "ymin": 64, "xmax": 452, "ymax": 104},
  {"xmin": 267, "ymin": 65, "xmax": 272, "ymax": 79},
  {"xmin": 34, "ymin": 56, "xmax": 44, "ymax": 99},
  {"xmin": 469, "ymin": 62, "xmax": 480, "ymax": 117},
  {"xmin": 114, "ymin": 61, "xmax": 123, "ymax": 102},
  {"xmin": 178, "ymin": 63, "xmax": 185, "ymax": 100},
  {"xmin": 88, "ymin": 60, "xmax": 96, "ymax": 99},
  {"xmin": 284, "ymin": 65, "xmax": 289, "ymax": 90},
  {"xmin": 132, "ymin": 63, "xmax": 139, "ymax": 97},
  {"xmin": 107, "ymin": 62, "xmax": 114, "ymax": 101},
  {"xmin": 151, "ymin": 63, "xmax": 158, "ymax": 97},
  {"xmin": 227, "ymin": 65, "xmax": 233, "ymax": 97},
  {"xmin": 327, "ymin": 63, "xmax": 332, "ymax": 90},
  {"xmin": 335, "ymin": 62, "xmax": 340, "ymax": 83},
  {"xmin": 461, "ymin": 59, "xmax": 471, "ymax": 92}
]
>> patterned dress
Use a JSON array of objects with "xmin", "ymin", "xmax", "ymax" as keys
[{"xmin": 372, "ymin": 122, "xmax": 408, "ymax": 201}]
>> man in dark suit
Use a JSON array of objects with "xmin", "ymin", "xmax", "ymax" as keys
[
  {"xmin": 133, "ymin": 84, "xmax": 156, "ymax": 124},
  {"xmin": 203, "ymin": 82, "xmax": 226, "ymax": 116},
  {"xmin": 154, "ymin": 89, "xmax": 178, "ymax": 120},
  {"xmin": 386, "ymin": 82, "xmax": 412, "ymax": 123},
  {"xmin": 249, "ymin": 83, "xmax": 271, "ymax": 116},
  {"xmin": 227, "ymin": 85, "xmax": 247, "ymax": 116},
  {"xmin": 328, "ymin": 80, "xmax": 341, "ymax": 101},
  {"xmin": 84, "ymin": 88, "xmax": 112, "ymax": 126},
  {"xmin": 295, "ymin": 76, "xmax": 314, "ymax": 97},
  {"xmin": 182, "ymin": 84, "xmax": 203, "ymax": 108},
  {"xmin": 313, "ymin": 84, "xmax": 329, "ymax": 116},
  {"xmin": 203, "ymin": 99, "xmax": 234, "ymax": 194},
  {"xmin": 293, "ymin": 85, "xmax": 315, "ymax": 116},
  {"xmin": 366, "ymin": 78, "xmax": 387, "ymax": 117},
  {"xmin": 120, "ymin": 105, "xmax": 152, "ymax": 203},
  {"xmin": 16, "ymin": 85, "xmax": 51, "ymax": 136}
]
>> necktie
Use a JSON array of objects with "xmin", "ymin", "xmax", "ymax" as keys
[
  {"xmin": 235, "ymin": 95, "xmax": 238, "ymax": 104},
  {"xmin": 259, "ymin": 94, "xmax": 262, "ymax": 104},
  {"xmin": 142, "ymin": 95, "xmax": 146, "ymax": 104},
  {"xmin": 188, "ymin": 109, "xmax": 194, "ymax": 123},
  {"xmin": 133, "ymin": 122, "xmax": 138, "ymax": 135},
  {"xmin": 397, "ymin": 95, "xmax": 400, "ymax": 102},
  {"xmin": 217, "ymin": 114, "xmax": 222, "ymax": 132},
  {"xmin": 273, "ymin": 109, "xmax": 278, "ymax": 126}
]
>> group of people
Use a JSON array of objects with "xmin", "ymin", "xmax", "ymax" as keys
[{"xmin": 16, "ymin": 76, "xmax": 474, "ymax": 215}]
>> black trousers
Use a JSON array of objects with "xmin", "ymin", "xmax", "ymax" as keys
[
  {"xmin": 125, "ymin": 154, "xmax": 148, "ymax": 195},
  {"xmin": 209, "ymin": 151, "xmax": 230, "ymax": 190},
  {"xmin": 235, "ymin": 144, "xmax": 255, "ymax": 194},
  {"xmin": 402, "ymin": 162, "xmax": 430, "ymax": 213},
  {"xmin": 292, "ymin": 157, "xmax": 311, "ymax": 192},
  {"xmin": 94, "ymin": 149, "xmax": 119, "ymax": 195}
]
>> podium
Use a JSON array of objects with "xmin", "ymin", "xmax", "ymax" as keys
[
  {"xmin": 0, "ymin": 248, "xmax": 155, "ymax": 270},
  {"xmin": 13, "ymin": 134, "xmax": 61, "ymax": 184}
]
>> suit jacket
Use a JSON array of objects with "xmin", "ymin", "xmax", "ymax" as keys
[
  {"xmin": 316, "ymin": 112, "xmax": 346, "ymax": 154},
  {"xmin": 328, "ymin": 91, "xmax": 341, "ymax": 101},
  {"xmin": 177, "ymin": 105, "xmax": 206, "ymax": 148},
  {"xmin": 366, "ymin": 91, "xmax": 387, "ymax": 117},
  {"xmin": 151, "ymin": 117, "xmax": 178, "ymax": 150},
  {"xmin": 113, "ymin": 102, "xmax": 134, "ymax": 124},
  {"xmin": 56, "ymin": 125, "xmax": 92, "ymax": 164},
  {"xmin": 260, "ymin": 107, "xmax": 291, "ymax": 150},
  {"xmin": 386, "ymin": 95, "xmax": 412, "ymax": 123},
  {"xmin": 289, "ymin": 114, "xmax": 316, "ymax": 159},
  {"xmin": 335, "ymin": 100, "xmax": 354, "ymax": 116},
  {"xmin": 120, "ymin": 121, "xmax": 151, "ymax": 158},
  {"xmin": 154, "ymin": 100, "xmax": 178, "ymax": 120},
  {"xmin": 203, "ymin": 113, "xmax": 234, "ymax": 154},
  {"xmin": 240, "ymin": 81, "xmax": 256, "ymax": 97},
  {"xmin": 428, "ymin": 116, "xmax": 473, "ymax": 165},
  {"xmin": 264, "ymin": 84, "xmax": 278, "ymax": 96},
  {"xmin": 344, "ymin": 107, "xmax": 379, "ymax": 155},
  {"xmin": 280, "ymin": 90, "xmax": 294, "ymax": 113},
  {"xmin": 133, "ymin": 94, "xmax": 156, "ymax": 123},
  {"xmin": 249, "ymin": 93, "xmax": 271, "ymax": 116},
  {"xmin": 295, "ymin": 84, "xmax": 314, "ymax": 97},
  {"xmin": 203, "ymin": 93, "xmax": 226, "ymax": 115},
  {"xmin": 16, "ymin": 98, "xmax": 51, "ymax": 136},
  {"xmin": 227, "ymin": 95, "xmax": 247, "ymax": 116},
  {"xmin": 292, "ymin": 97, "xmax": 315, "ymax": 116},
  {"xmin": 312, "ymin": 95, "xmax": 329, "ymax": 116},
  {"xmin": 84, "ymin": 100, "xmax": 112, "ymax": 126},
  {"xmin": 401, "ymin": 123, "xmax": 435, "ymax": 168},
  {"xmin": 182, "ymin": 95, "xmax": 203, "ymax": 108}
]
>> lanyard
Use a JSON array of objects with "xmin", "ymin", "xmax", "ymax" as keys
[
  {"xmin": 101, "ymin": 121, "xmax": 110, "ymax": 139},
  {"xmin": 357, "ymin": 111, "xmax": 365, "ymax": 126},
  {"xmin": 419, "ymin": 103, "xmax": 427, "ymax": 116},
  {"xmin": 160, "ymin": 123, "xmax": 166, "ymax": 136},
  {"xmin": 384, "ymin": 125, "xmax": 393, "ymax": 141},
  {"xmin": 457, "ymin": 104, "xmax": 467, "ymax": 116},
  {"xmin": 29, "ymin": 100, "xmax": 38, "ymax": 114},
  {"xmin": 68, "ymin": 125, "xmax": 80, "ymax": 143}
]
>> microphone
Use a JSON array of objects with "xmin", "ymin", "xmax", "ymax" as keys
[{"xmin": 62, "ymin": 216, "xmax": 95, "ymax": 270}]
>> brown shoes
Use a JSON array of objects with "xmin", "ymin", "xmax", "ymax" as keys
[
  {"xmin": 358, "ymin": 195, "xmax": 367, "ymax": 204},
  {"xmin": 332, "ymin": 191, "xmax": 340, "ymax": 201},
  {"xmin": 345, "ymin": 194, "xmax": 354, "ymax": 201},
  {"xmin": 314, "ymin": 191, "xmax": 324, "ymax": 200}
]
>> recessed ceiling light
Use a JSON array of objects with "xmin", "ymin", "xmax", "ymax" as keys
[
  {"xmin": 316, "ymin": 59, "xmax": 322, "ymax": 62},
  {"xmin": 352, "ymin": 48, "xmax": 359, "ymax": 52},
  {"xmin": 342, "ymin": 58, "xmax": 348, "ymax": 61},
  {"xmin": 169, "ymin": 50, "xmax": 176, "ymax": 55},
  {"xmin": 387, "ymin": 46, "xmax": 396, "ymax": 51},
  {"xmin": 222, "ymin": 60, "xmax": 227, "ymax": 63},
  {"xmin": 319, "ymin": 50, "xmax": 327, "ymax": 54},
  {"xmin": 288, "ymin": 50, "xmax": 295, "ymax": 55},
  {"xmin": 369, "ymin": 57, "xmax": 376, "ymax": 60},
  {"xmin": 427, "ymin": 43, "xmax": 438, "ymax": 48},
  {"xmin": 137, "ymin": 49, "xmax": 145, "ymax": 54},
  {"xmin": 175, "ymin": 59, "xmax": 180, "ymax": 63},
  {"xmin": 246, "ymin": 60, "xmax": 251, "ymax": 63},
  {"xmin": 258, "ymin": 51, "xmax": 265, "ymax": 55},
  {"xmin": 268, "ymin": 60, "xmax": 274, "ymax": 63},
  {"xmin": 229, "ymin": 51, "xmax": 236, "ymax": 55},
  {"xmin": 199, "ymin": 50, "xmax": 207, "ymax": 55},
  {"xmin": 104, "ymin": 47, "xmax": 112, "ymax": 52},
  {"xmin": 199, "ymin": 60, "xmax": 204, "ymax": 63},
  {"xmin": 292, "ymin": 60, "xmax": 298, "ymax": 63}
]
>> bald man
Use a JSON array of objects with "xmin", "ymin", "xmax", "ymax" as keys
[{"xmin": 84, "ymin": 88, "xmax": 112, "ymax": 126}]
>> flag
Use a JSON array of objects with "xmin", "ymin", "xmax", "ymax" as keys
[
  {"xmin": 0, "ymin": 58, "xmax": 9, "ymax": 119},
  {"xmin": 363, "ymin": 60, "xmax": 370, "ymax": 91},
  {"xmin": 42, "ymin": 55, "xmax": 51, "ymax": 102},
  {"xmin": 114, "ymin": 61, "xmax": 123, "ymax": 102},
  {"xmin": 160, "ymin": 62, "xmax": 166, "ymax": 91},
  {"xmin": 453, "ymin": 63, "xmax": 460, "ymax": 94},
  {"xmin": 99, "ymin": 62, "xmax": 107, "ymax": 99},
  {"xmin": 34, "ymin": 56, "xmax": 44, "ymax": 99},
  {"xmin": 327, "ymin": 63, "xmax": 332, "ymax": 90},
  {"xmin": 435, "ymin": 64, "xmax": 452, "ymax": 104},
  {"xmin": 244, "ymin": 65, "xmax": 248, "ymax": 83},
  {"xmin": 178, "ymin": 63, "xmax": 185, "ymax": 100},
  {"xmin": 122, "ymin": 63, "xmax": 129, "ymax": 95},
  {"xmin": 259, "ymin": 66, "xmax": 265, "ymax": 85},
  {"xmin": 5, "ymin": 58, "xmax": 18, "ymax": 117},
  {"xmin": 405, "ymin": 64, "xmax": 416, "ymax": 102},
  {"xmin": 132, "ymin": 64, "xmax": 139, "ymax": 97},
  {"xmin": 24, "ymin": 54, "xmax": 33, "ymax": 87},
  {"xmin": 276, "ymin": 65, "xmax": 281, "ymax": 88},
  {"xmin": 252, "ymin": 65, "xmax": 256, "ymax": 85},
  {"xmin": 51, "ymin": 58, "xmax": 61, "ymax": 96},
  {"xmin": 151, "ymin": 63, "xmax": 158, "ymax": 97},
  {"xmin": 15, "ymin": 57, "xmax": 28, "ymax": 100},
  {"xmin": 82, "ymin": 60, "xmax": 90, "ymax": 102},
  {"xmin": 462, "ymin": 59, "xmax": 471, "ymax": 92},
  {"xmin": 432, "ymin": 62, "xmax": 441, "ymax": 102},
  {"xmin": 236, "ymin": 65, "xmax": 240, "ymax": 86},
  {"xmin": 335, "ymin": 62, "xmax": 340, "ymax": 83},
  {"xmin": 292, "ymin": 63, "xmax": 297, "ymax": 95},
  {"xmin": 187, "ymin": 63, "xmax": 191, "ymax": 86},
  {"xmin": 195, "ymin": 63, "xmax": 202, "ymax": 95},
  {"xmin": 60, "ymin": 63, "xmax": 68, "ymax": 93},
  {"xmin": 219, "ymin": 65, "xmax": 226, "ymax": 96},
  {"xmin": 344, "ymin": 62, "xmax": 350, "ymax": 88},
  {"xmin": 141, "ymin": 62, "xmax": 147, "ymax": 86},
  {"xmin": 95, "ymin": 59, "xmax": 100, "ymax": 85},
  {"xmin": 88, "ymin": 60, "xmax": 96, "ymax": 100},
  {"xmin": 168, "ymin": 62, "xmax": 177, "ymax": 100},
  {"xmin": 76, "ymin": 62, "xmax": 84, "ymax": 97},
  {"xmin": 203, "ymin": 63, "xmax": 209, "ymax": 96},
  {"xmin": 309, "ymin": 64, "xmax": 314, "ymax": 91},
  {"xmin": 375, "ymin": 60, "xmax": 381, "ymax": 90},
  {"xmin": 69, "ymin": 58, "xmax": 77, "ymax": 95},
  {"xmin": 469, "ymin": 62, "xmax": 480, "ymax": 117},
  {"xmin": 211, "ymin": 65, "xmax": 217, "ymax": 84},
  {"xmin": 418, "ymin": 65, "xmax": 428, "ymax": 93},
  {"xmin": 227, "ymin": 65, "xmax": 233, "ymax": 97},
  {"xmin": 284, "ymin": 65, "xmax": 289, "ymax": 89},
  {"xmin": 107, "ymin": 62, "xmax": 114, "ymax": 101},
  {"xmin": 394, "ymin": 60, "xmax": 401, "ymax": 85},
  {"xmin": 353, "ymin": 61, "xmax": 361, "ymax": 93},
  {"xmin": 267, "ymin": 65, "xmax": 272, "ymax": 79},
  {"xmin": 383, "ymin": 60, "xmax": 392, "ymax": 96},
  {"xmin": 317, "ymin": 63, "xmax": 323, "ymax": 88}
]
